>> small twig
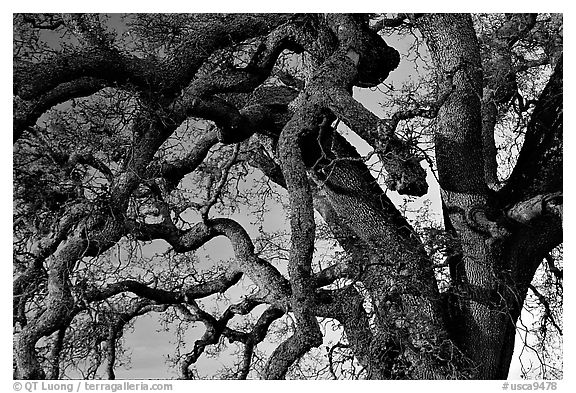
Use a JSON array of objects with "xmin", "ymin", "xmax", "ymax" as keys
[
  {"xmin": 545, "ymin": 254, "xmax": 563, "ymax": 281},
  {"xmin": 528, "ymin": 284, "xmax": 563, "ymax": 336}
]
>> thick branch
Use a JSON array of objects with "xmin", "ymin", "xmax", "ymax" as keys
[
  {"xmin": 86, "ymin": 270, "xmax": 243, "ymax": 305},
  {"xmin": 264, "ymin": 100, "xmax": 323, "ymax": 379},
  {"xmin": 498, "ymin": 58, "xmax": 563, "ymax": 205},
  {"xmin": 158, "ymin": 14, "xmax": 293, "ymax": 96},
  {"xmin": 417, "ymin": 14, "xmax": 515, "ymax": 379},
  {"xmin": 177, "ymin": 298, "xmax": 278, "ymax": 379},
  {"xmin": 149, "ymin": 128, "xmax": 219, "ymax": 191},
  {"xmin": 13, "ymin": 77, "xmax": 107, "ymax": 141},
  {"xmin": 46, "ymin": 328, "xmax": 66, "ymax": 379},
  {"xmin": 14, "ymin": 47, "xmax": 151, "ymax": 100},
  {"xmin": 127, "ymin": 218, "xmax": 291, "ymax": 305},
  {"xmin": 15, "ymin": 237, "xmax": 87, "ymax": 379},
  {"xmin": 417, "ymin": 14, "xmax": 485, "ymax": 194},
  {"xmin": 506, "ymin": 192, "xmax": 562, "ymax": 225},
  {"xmin": 316, "ymin": 286, "xmax": 380, "ymax": 376}
]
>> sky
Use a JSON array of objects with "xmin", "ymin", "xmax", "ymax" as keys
[{"xmin": 3, "ymin": 4, "xmax": 574, "ymax": 387}]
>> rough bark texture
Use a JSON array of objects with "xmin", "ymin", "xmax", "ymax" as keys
[
  {"xmin": 417, "ymin": 14, "xmax": 562, "ymax": 379},
  {"xmin": 13, "ymin": 13, "xmax": 562, "ymax": 380}
]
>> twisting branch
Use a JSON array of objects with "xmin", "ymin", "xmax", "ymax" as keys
[
  {"xmin": 176, "ymin": 299, "xmax": 282, "ymax": 379},
  {"xmin": 263, "ymin": 100, "xmax": 323, "ymax": 378},
  {"xmin": 14, "ymin": 77, "xmax": 108, "ymax": 141},
  {"xmin": 150, "ymin": 128, "xmax": 219, "ymax": 191},
  {"xmin": 104, "ymin": 301, "xmax": 169, "ymax": 380},
  {"xmin": 175, "ymin": 303, "xmax": 219, "ymax": 379},
  {"xmin": 85, "ymin": 270, "xmax": 244, "ymax": 305},
  {"xmin": 200, "ymin": 144, "xmax": 240, "ymax": 221},
  {"xmin": 225, "ymin": 305, "xmax": 285, "ymax": 379},
  {"xmin": 328, "ymin": 342, "xmax": 351, "ymax": 379},
  {"xmin": 46, "ymin": 328, "xmax": 66, "ymax": 379},
  {"xmin": 158, "ymin": 14, "xmax": 293, "ymax": 96},
  {"xmin": 258, "ymin": 17, "xmax": 384, "ymax": 372},
  {"xmin": 126, "ymin": 217, "xmax": 291, "ymax": 305},
  {"xmin": 14, "ymin": 237, "xmax": 88, "ymax": 379},
  {"xmin": 182, "ymin": 21, "xmax": 305, "ymax": 98},
  {"xmin": 14, "ymin": 46, "xmax": 152, "ymax": 101}
]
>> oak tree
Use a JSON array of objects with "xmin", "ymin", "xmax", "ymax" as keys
[{"xmin": 13, "ymin": 13, "xmax": 562, "ymax": 380}]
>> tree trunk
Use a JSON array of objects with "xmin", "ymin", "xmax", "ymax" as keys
[{"xmin": 417, "ymin": 14, "xmax": 562, "ymax": 379}]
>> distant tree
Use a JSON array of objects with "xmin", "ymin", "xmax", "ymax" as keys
[{"xmin": 13, "ymin": 13, "xmax": 562, "ymax": 380}]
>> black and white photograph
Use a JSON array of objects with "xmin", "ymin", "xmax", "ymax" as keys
[{"xmin": 12, "ymin": 10, "xmax": 564, "ymax": 383}]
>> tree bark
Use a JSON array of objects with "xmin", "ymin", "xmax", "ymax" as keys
[
  {"xmin": 13, "ymin": 13, "xmax": 562, "ymax": 380},
  {"xmin": 417, "ymin": 14, "xmax": 562, "ymax": 379}
]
